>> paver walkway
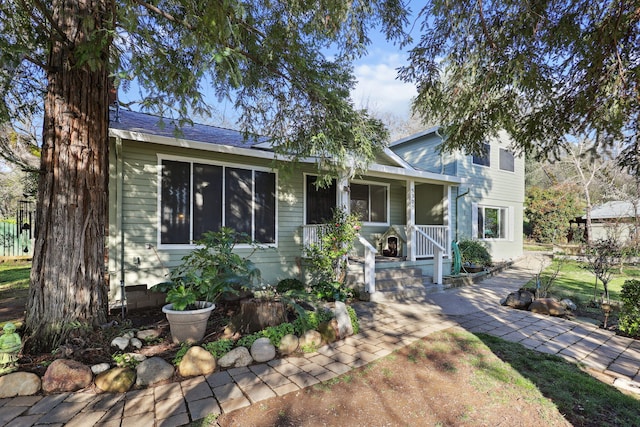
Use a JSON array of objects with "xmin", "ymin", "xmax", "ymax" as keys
[{"xmin": 1, "ymin": 252, "xmax": 639, "ymax": 426}]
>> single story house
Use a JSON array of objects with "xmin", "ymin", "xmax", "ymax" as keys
[{"xmin": 107, "ymin": 109, "xmax": 524, "ymax": 307}]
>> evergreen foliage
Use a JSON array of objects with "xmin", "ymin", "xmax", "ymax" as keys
[{"xmin": 399, "ymin": 1, "xmax": 639, "ymax": 174}]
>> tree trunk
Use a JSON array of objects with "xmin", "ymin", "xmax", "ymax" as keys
[{"xmin": 24, "ymin": 0, "xmax": 114, "ymax": 353}]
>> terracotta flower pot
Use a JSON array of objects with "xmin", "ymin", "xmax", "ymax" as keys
[{"xmin": 162, "ymin": 301, "xmax": 216, "ymax": 344}]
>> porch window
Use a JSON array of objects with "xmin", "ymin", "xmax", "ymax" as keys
[
  {"xmin": 472, "ymin": 143, "xmax": 490, "ymax": 167},
  {"xmin": 476, "ymin": 205, "xmax": 508, "ymax": 239},
  {"xmin": 350, "ymin": 182, "xmax": 388, "ymax": 224},
  {"xmin": 160, "ymin": 159, "xmax": 276, "ymax": 245},
  {"xmin": 305, "ymin": 175, "xmax": 336, "ymax": 224}
]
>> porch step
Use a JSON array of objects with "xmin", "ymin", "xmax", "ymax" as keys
[
  {"xmin": 374, "ymin": 267, "xmax": 424, "ymax": 291},
  {"xmin": 369, "ymin": 280, "xmax": 448, "ymax": 303},
  {"xmin": 347, "ymin": 264, "xmax": 451, "ymax": 303}
]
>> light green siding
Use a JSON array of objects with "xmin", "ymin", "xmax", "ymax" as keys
[
  {"xmin": 108, "ymin": 137, "xmax": 308, "ymax": 300},
  {"xmin": 390, "ymin": 130, "xmax": 524, "ymax": 263},
  {"xmin": 392, "ymin": 133, "xmax": 457, "ymax": 175}
]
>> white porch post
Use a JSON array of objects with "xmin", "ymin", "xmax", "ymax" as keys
[
  {"xmin": 407, "ymin": 179, "xmax": 416, "ymax": 262},
  {"xmin": 337, "ymin": 174, "xmax": 350, "ymax": 212},
  {"xmin": 433, "ymin": 247, "xmax": 443, "ymax": 285}
]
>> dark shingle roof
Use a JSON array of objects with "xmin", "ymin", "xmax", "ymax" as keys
[{"xmin": 109, "ymin": 109, "xmax": 268, "ymax": 149}]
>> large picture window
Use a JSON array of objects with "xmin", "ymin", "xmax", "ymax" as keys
[
  {"xmin": 477, "ymin": 205, "xmax": 508, "ymax": 239},
  {"xmin": 160, "ymin": 158, "xmax": 276, "ymax": 245},
  {"xmin": 350, "ymin": 182, "xmax": 388, "ymax": 224}
]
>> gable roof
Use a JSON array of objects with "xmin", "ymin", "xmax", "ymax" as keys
[
  {"xmin": 586, "ymin": 201, "xmax": 639, "ymax": 220},
  {"xmin": 109, "ymin": 109, "xmax": 266, "ymax": 149},
  {"xmin": 108, "ymin": 109, "xmax": 463, "ymax": 185},
  {"xmin": 388, "ymin": 126, "xmax": 441, "ymax": 148}
]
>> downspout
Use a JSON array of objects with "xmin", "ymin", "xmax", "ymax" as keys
[
  {"xmin": 455, "ymin": 187, "xmax": 469, "ymax": 241},
  {"xmin": 116, "ymin": 135, "xmax": 126, "ymax": 318}
]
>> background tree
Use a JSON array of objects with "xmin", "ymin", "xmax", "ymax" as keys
[
  {"xmin": 399, "ymin": 1, "xmax": 639, "ymax": 173},
  {"xmin": 0, "ymin": 122, "xmax": 39, "ymax": 218},
  {"xmin": 525, "ymin": 184, "xmax": 584, "ymax": 244},
  {"xmin": 0, "ymin": 0, "xmax": 409, "ymax": 352}
]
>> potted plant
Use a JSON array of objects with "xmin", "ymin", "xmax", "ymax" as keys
[
  {"xmin": 458, "ymin": 239, "xmax": 492, "ymax": 273},
  {"xmin": 153, "ymin": 227, "xmax": 261, "ymax": 343}
]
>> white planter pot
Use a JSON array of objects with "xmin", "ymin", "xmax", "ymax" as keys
[{"xmin": 162, "ymin": 301, "xmax": 216, "ymax": 344}]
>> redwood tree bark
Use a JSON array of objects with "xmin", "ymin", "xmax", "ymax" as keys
[{"xmin": 25, "ymin": 0, "xmax": 114, "ymax": 353}]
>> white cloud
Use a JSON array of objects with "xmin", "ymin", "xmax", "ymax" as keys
[{"xmin": 352, "ymin": 53, "xmax": 416, "ymax": 118}]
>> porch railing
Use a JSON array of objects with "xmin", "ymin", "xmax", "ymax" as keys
[
  {"xmin": 414, "ymin": 225, "xmax": 449, "ymax": 258},
  {"xmin": 301, "ymin": 224, "xmax": 329, "ymax": 256},
  {"xmin": 412, "ymin": 226, "xmax": 446, "ymax": 285},
  {"xmin": 302, "ymin": 224, "xmax": 450, "ymax": 258}
]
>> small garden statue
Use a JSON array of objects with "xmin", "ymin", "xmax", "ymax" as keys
[{"xmin": 0, "ymin": 323, "xmax": 21, "ymax": 375}]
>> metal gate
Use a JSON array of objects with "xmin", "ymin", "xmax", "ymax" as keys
[{"xmin": 0, "ymin": 200, "xmax": 36, "ymax": 258}]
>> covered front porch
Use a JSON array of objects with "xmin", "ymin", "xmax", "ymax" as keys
[{"xmin": 301, "ymin": 168, "xmax": 463, "ymax": 297}]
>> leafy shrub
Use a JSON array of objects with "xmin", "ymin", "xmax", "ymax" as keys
[
  {"xmin": 619, "ymin": 279, "xmax": 640, "ymax": 337},
  {"xmin": 151, "ymin": 228, "xmax": 261, "ymax": 310},
  {"xmin": 172, "ymin": 343, "xmax": 191, "ymax": 365},
  {"xmin": 203, "ymin": 339, "xmax": 234, "ymax": 359},
  {"xmin": 310, "ymin": 280, "xmax": 353, "ymax": 302},
  {"xmin": 306, "ymin": 207, "xmax": 361, "ymax": 283},
  {"xmin": 292, "ymin": 308, "xmax": 335, "ymax": 335},
  {"xmin": 458, "ymin": 239, "xmax": 492, "ymax": 267},
  {"xmin": 276, "ymin": 278, "xmax": 305, "ymax": 293},
  {"xmin": 112, "ymin": 352, "xmax": 142, "ymax": 369},
  {"xmin": 346, "ymin": 305, "xmax": 359, "ymax": 335},
  {"xmin": 261, "ymin": 323, "xmax": 294, "ymax": 347}
]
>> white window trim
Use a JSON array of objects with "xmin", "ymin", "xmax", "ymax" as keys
[
  {"xmin": 349, "ymin": 179, "xmax": 391, "ymax": 226},
  {"xmin": 472, "ymin": 202, "xmax": 513, "ymax": 241},
  {"xmin": 157, "ymin": 154, "xmax": 278, "ymax": 249}
]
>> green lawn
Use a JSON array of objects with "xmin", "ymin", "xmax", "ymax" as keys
[
  {"xmin": 0, "ymin": 261, "xmax": 30, "ymax": 327},
  {"xmin": 527, "ymin": 258, "xmax": 640, "ymax": 306},
  {"xmin": 478, "ymin": 333, "xmax": 640, "ymax": 426}
]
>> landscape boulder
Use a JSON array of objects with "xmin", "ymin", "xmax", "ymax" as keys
[
  {"xmin": 560, "ymin": 298, "xmax": 577, "ymax": 311},
  {"xmin": 333, "ymin": 301, "xmax": 354, "ymax": 338},
  {"xmin": 42, "ymin": 359, "xmax": 93, "ymax": 393},
  {"xmin": 218, "ymin": 347, "xmax": 253, "ymax": 368},
  {"xmin": 278, "ymin": 334, "xmax": 299, "ymax": 355},
  {"xmin": 250, "ymin": 337, "xmax": 276, "ymax": 363},
  {"xmin": 502, "ymin": 290, "xmax": 534, "ymax": 310},
  {"xmin": 95, "ymin": 367, "xmax": 136, "ymax": 393},
  {"xmin": 111, "ymin": 336, "xmax": 130, "ymax": 351},
  {"xmin": 529, "ymin": 298, "xmax": 567, "ymax": 316},
  {"xmin": 137, "ymin": 329, "xmax": 161, "ymax": 341},
  {"xmin": 318, "ymin": 320, "xmax": 339, "ymax": 343},
  {"xmin": 299, "ymin": 330, "xmax": 322, "ymax": 350},
  {"xmin": 135, "ymin": 357, "xmax": 174, "ymax": 387},
  {"xmin": 179, "ymin": 346, "xmax": 216, "ymax": 377},
  {"xmin": 0, "ymin": 372, "xmax": 41, "ymax": 397}
]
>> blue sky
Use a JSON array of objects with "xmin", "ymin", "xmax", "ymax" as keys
[
  {"xmin": 352, "ymin": 45, "xmax": 416, "ymax": 119},
  {"xmin": 118, "ymin": 3, "xmax": 421, "ymax": 124},
  {"xmin": 351, "ymin": 1, "xmax": 421, "ymax": 119}
]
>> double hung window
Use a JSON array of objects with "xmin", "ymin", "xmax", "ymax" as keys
[{"xmin": 476, "ymin": 205, "xmax": 508, "ymax": 239}]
